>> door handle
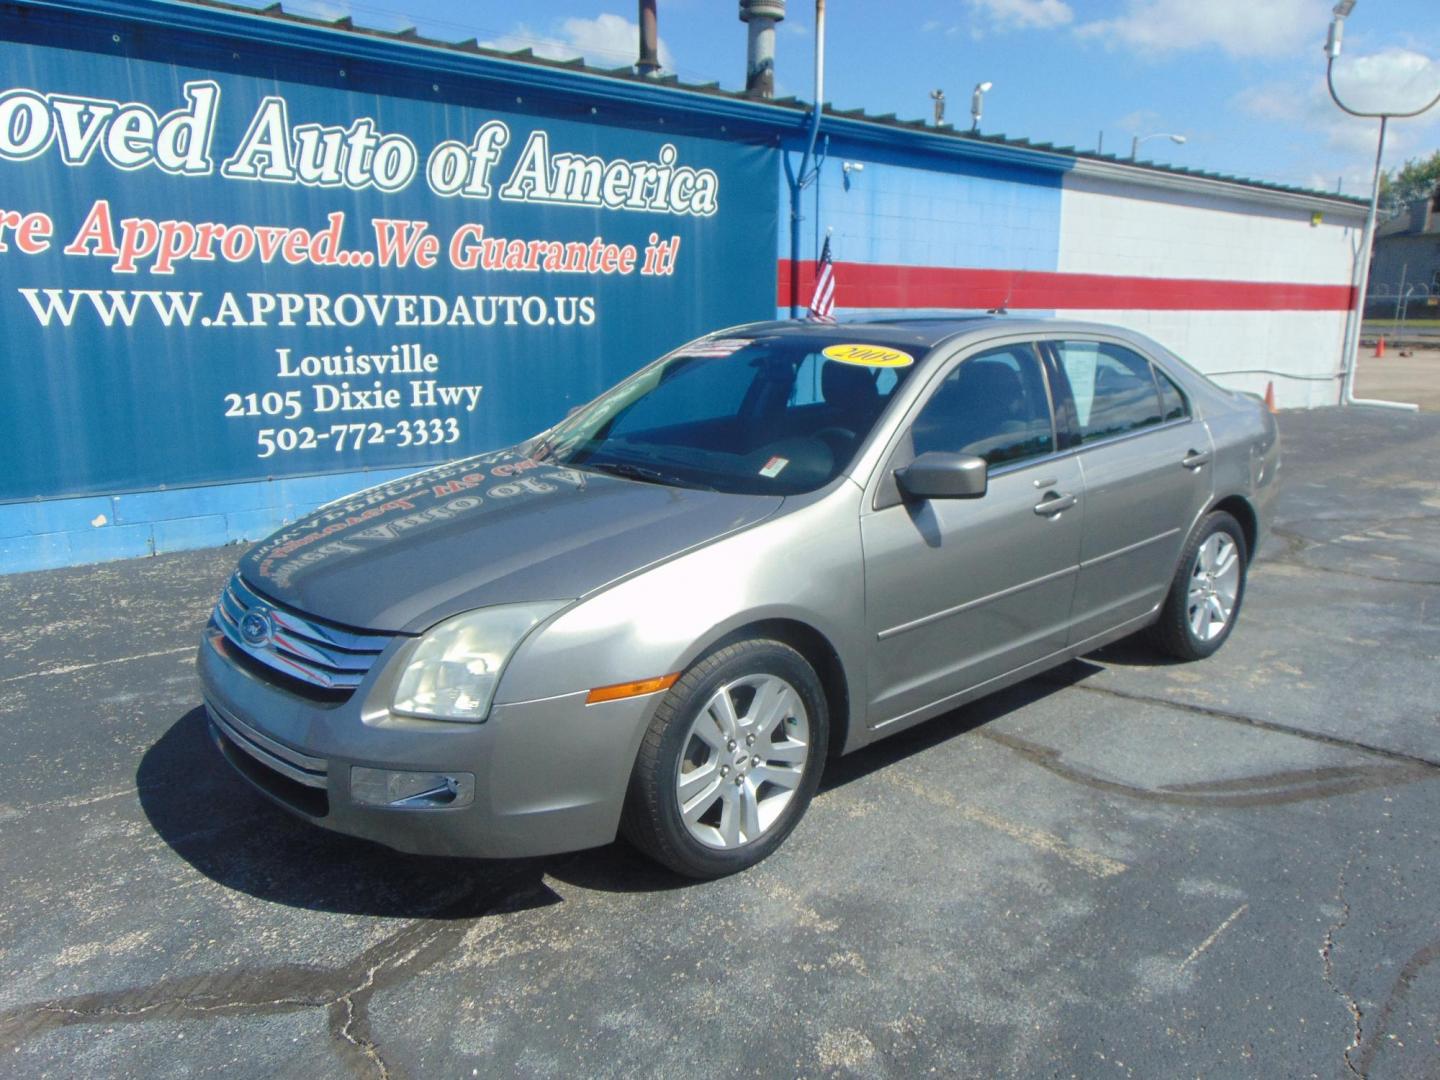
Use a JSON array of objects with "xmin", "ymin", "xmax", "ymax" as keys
[
  {"xmin": 1182, "ymin": 449, "xmax": 1211, "ymax": 470},
  {"xmin": 1033, "ymin": 492, "xmax": 1077, "ymax": 516}
]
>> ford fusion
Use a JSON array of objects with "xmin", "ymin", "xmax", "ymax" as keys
[{"xmin": 200, "ymin": 318, "xmax": 1278, "ymax": 878}]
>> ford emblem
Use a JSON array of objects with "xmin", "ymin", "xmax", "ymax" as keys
[{"xmin": 239, "ymin": 608, "xmax": 272, "ymax": 647}]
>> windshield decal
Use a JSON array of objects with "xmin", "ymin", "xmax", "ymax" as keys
[
  {"xmin": 822, "ymin": 343, "xmax": 915, "ymax": 368},
  {"xmin": 759, "ymin": 455, "xmax": 789, "ymax": 478}
]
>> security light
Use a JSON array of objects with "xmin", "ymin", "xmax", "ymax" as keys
[
  {"xmin": 970, "ymin": 81, "xmax": 993, "ymax": 133},
  {"xmin": 1130, "ymin": 132, "xmax": 1187, "ymax": 160},
  {"xmin": 1325, "ymin": 1, "xmax": 1355, "ymax": 58}
]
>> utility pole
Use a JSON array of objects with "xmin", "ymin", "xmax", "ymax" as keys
[{"xmin": 1324, "ymin": 1, "xmax": 1436, "ymax": 410}]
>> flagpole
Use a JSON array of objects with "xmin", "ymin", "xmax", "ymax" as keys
[
  {"xmin": 789, "ymin": 0, "xmax": 826, "ymax": 318},
  {"xmin": 805, "ymin": 229, "xmax": 837, "ymax": 322}
]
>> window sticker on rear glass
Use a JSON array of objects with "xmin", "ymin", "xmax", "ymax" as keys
[
  {"xmin": 671, "ymin": 338, "xmax": 752, "ymax": 358},
  {"xmin": 821, "ymin": 343, "xmax": 915, "ymax": 368},
  {"xmin": 1056, "ymin": 342, "xmax": 1100, "ymax": 426},
  {"xmin": 759, "ymin": 455, "xmax": 789, "ymax": 478}
]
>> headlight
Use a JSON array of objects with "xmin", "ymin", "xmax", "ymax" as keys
[{"xmin": 391, "ymin": 601, "xmax": 565, "ymax": 722}]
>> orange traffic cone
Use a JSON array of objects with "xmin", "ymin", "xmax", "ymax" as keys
[
  {"xmin": 1374, "ymin": 335, "xmax": 1386, "ymax": 358},
  {"xmin": 1263, "ymin": 381, "xmax": 1276, "ymax": 414}
]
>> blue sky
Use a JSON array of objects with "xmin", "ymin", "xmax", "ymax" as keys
[{"xmin": 233, "ymin": 0, "xmax": 1438, "ymax": 197}]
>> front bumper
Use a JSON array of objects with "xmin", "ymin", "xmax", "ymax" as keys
[{"xmin": 197, "ymin": 627, "xmax": 656, "ymax": 858}]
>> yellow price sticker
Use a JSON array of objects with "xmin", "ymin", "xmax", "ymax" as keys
[{"xmin": 821, "ymin": 343, "xmax": 915, "ymax": 368}]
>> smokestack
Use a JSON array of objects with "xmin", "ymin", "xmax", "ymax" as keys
[
  {"xmin": 740, "ymin": 0, "xmax": 785, "ymax": 98},
  {"xmin": 637, "ymin": 0, "xmax": 660, "ymax": 76}
]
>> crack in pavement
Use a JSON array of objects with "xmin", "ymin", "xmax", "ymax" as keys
[
  {"xmin": 331, "ymin": 993, "xmax": 390, "ymax": 1080},
  {"xmin": 1320, "ymin": 853, "xmax": 1364, "ymax": 1079},
  {"xmin": 1353, "ymin": 938, "xmax": 1440, "ymax": 1076},
  {"xmin": 1042, "ymin": 677, "xmax": 1440, "ymax": 772},
  {"xmin": 0, "ymin": 867, "xmax": 555, "ymax": 1077},
  {"xmin": 1266, "ymin": 523, "xmax": 1440, "ymax": 588}
]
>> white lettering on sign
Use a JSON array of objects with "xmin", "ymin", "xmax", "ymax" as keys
[
  {"xmin": 496, "ymin": 131, "xmax": 718, "ymax": 217},
  {"xmin": 0, "ymin": 82, "xmax": 218, "ymax": 175},
  {"xmin": 0, "ymin": 80, "xmax": 721, "ymax": 214}
]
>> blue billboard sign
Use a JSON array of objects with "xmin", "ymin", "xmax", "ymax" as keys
[{"xmin": 0, "ymin": 13, "xmax": 778, "ymax": 502}]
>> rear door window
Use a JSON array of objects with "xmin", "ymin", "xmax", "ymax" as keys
[{"xmin": 1052, "ymin": 341, "xmax": 1165, "ymax": 444}]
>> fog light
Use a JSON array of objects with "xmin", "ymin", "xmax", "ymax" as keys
[{"xmin": 351, "ymin": 767, "xmax": 475, "ymax": 809}]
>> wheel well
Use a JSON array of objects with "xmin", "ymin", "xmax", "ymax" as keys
[
  {"xmin": 1210, "ymin": 494, "xmax": 1257, "ymax": 556},
  {"xmin": 708, "ymin": 619, "xmax": 851, "ymax": 759}
]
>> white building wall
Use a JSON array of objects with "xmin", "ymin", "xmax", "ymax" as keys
[{"xmin": 1056, "ymin": 170, "xmax": 1364, "ymax": 409}]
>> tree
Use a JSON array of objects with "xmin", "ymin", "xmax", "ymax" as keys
[{"xmin": 1379, "ymin": 150, "xmax": 1440, "ymax": 207}]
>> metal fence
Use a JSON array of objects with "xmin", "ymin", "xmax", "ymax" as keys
[{"xmin": 1365, "ymin": 282, "xmax": 1439, "ymax": 335}]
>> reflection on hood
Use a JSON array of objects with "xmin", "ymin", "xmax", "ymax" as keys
[
  {"xmin": 247, "ymin": 450, "xmax": 584, "ymax": 590},
  {"xmin": 238, "ymin": 447, "xmax": 784, "ymax": 632}
]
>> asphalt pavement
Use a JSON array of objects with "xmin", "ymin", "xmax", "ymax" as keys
[{"xmin": 0, "ymin": 406, "xmax": 1437, "ymax": 1079}]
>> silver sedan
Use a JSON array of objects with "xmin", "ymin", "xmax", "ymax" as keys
[{"xmin": 199, "ymin": 318, "xmax": 1279, "ymax": 877}]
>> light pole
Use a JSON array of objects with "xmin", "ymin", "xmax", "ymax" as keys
[
  {"xmin": 970, "ymin": 81, "xmax": 992, "ymax": 133},
  {"xmin": 930, "ymin": 88, "xmax": 946, "ymax": 127},
  {"xmin": 1324, "ymin": 0, "xmax": 1437, "ymax": 411},
  {"xmin": 1129, "ymin": 132, "xmax": 1186, "ymax": 160}
]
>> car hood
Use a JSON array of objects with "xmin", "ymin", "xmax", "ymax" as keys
[{"xmin": 238, "ymin": 449, "xmax": 783, "ymax": 633}]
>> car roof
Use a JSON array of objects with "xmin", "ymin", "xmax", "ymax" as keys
[{"xmin": 730, "ymin": 316, "xmax": 1152, "ymax": 353}]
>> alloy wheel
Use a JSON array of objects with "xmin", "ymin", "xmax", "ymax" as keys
[
  {"xmin": 1187, "ymin": 532, "xmax": 1240, "ymax": 642},
  {"xmin": 674, "ymin": 674, "xmax": 810, "ymax": 849}
]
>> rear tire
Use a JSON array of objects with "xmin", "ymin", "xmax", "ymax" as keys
[
  {"xmin": 621, "ymin": 639, "xmax": 828, "ymax": 879},
  {"xmin": 1153, "ymin": 511, "xmax": 1248, "ymax": 661}
]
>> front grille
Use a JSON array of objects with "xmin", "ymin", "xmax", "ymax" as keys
[{"xmin": 211, "ymin": 573, "xmax": 392, "ymax": 694}]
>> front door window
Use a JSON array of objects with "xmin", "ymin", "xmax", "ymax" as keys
[{"xmin": 910, "ymin": 344, "xmax": 1054, "ymax": 467}]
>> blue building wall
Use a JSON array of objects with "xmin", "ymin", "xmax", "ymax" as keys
[
  {"xmin": 777, "ymin": 136, "xmax": 1064, "ymax": 318},
  {"xmin": 0, "ymin": 467, "xmax": 416, "ymax": 573}
]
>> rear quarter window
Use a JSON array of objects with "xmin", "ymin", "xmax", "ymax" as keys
[{"xmin": 1156, "ymin": 367, "xmax": 1189, "ymax": 421}]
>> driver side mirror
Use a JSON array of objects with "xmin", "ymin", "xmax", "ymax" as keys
[{"xmin": 895, "ymin": 451, "xmax": 988, "ymax": 500}]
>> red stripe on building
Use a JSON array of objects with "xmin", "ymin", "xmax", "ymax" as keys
[{"xmin": 777, "ymin": 260, "xmax": 1355, "ymax": 312}]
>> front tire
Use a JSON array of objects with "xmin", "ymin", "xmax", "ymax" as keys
[
  {"xmin": 1154, "ymin": 510, "xmax": 1248, "ymax": 661},
  {"xmin": 621, "ymin": 639, "xmax": 828, "ymax": 879}
]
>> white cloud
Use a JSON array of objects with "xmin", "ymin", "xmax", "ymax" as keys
[
  {"xmin": 1076, "ymin": 0, "xmax": 1328, "ymax": 59},
  {"xmin": 1328, "ymin": 48, "xmax": 1440, "ymax": 116},
  {"xmin": 1116, "ymin": 109, "xmax": 1161, "ymax": 133},
  {"xmin": 968, "ymin": 0, "xmax": 1074, "ymax": 32},
  {"xmin": 925, "ymin": 1, "xmax": 1072, "ymax": 40},
  {"xmin": 1231, "ymin": 83, "xmax": 1301, "ymax": 124},
  {"xmin": 482, "ymin": 13, "xmax": 676, "ymax": 72},
  {"xmin": 1234, "ymin": 51, "xmax": 1440, "ymax": 189},
  {"xmin": 1236, "ymin": 52, "xmax": 1440, "ymax": 147},
  {"xmin": 275, "ymin": 0, "xmax": 354, "ymax": 23}
]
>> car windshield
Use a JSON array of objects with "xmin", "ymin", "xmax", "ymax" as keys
[{"xmin": 530, "ymin": 332, "xmax": 924, "ymax": 495}]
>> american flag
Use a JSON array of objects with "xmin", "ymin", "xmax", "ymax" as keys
[{"xmin": 806, "ymin": 236, "xmax": 836, "ymax": 322}]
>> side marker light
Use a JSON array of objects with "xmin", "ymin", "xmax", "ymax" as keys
[{"xmin": 586, "ymin": 672, "xmax": 680, "ymax": 704}]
